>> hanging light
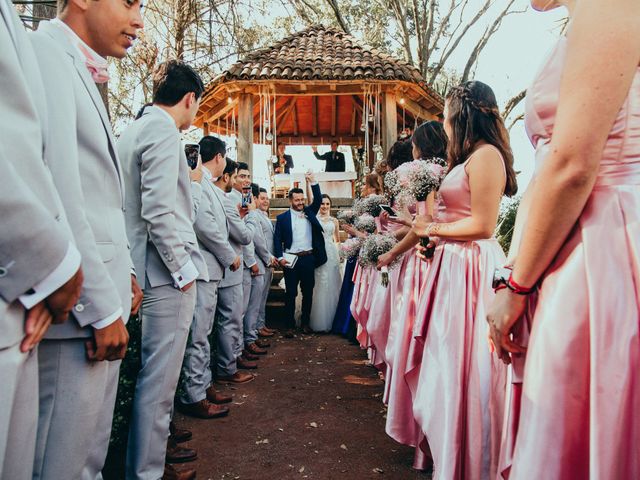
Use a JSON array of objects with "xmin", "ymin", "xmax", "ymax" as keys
[
  {"xmin": 399, "ymin": 97, "xmax": 405, "ymax": 105},
  {"xmin": 266, "ymin": 132, "xmax": 273, "ymax": 142},
  {"xmin": 227, "ymin": 96, "xmax": 233, "ymax": 104}
]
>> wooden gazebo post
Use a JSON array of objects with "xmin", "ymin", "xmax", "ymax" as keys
[
  {"xmin": 382, "ymin": 91, "xmax": 398, "ymax": 158},
  {"xmin": 237, "ymin": 93, "xmax": 254, "ymax": 170}
]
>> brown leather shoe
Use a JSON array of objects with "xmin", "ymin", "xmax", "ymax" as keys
[
  {"xmin": 205, "ymin": 386, "xmax": 232, "ymax": 404},
  {"xmin": 237, "ymin": 356, "xmax": 258, "ymax": 370},
  {"xmin": 163, "ymin": 463, "xmax": 196, "ymax": 480},
  {"xmin": 177, "ymin": 399, "xmax": 230, "ymax": 419},
  {"xmin": 241, "ymin": 350, "xmax": 259, "ymax": 361},
  {"xmin": 246, "ymin": 342, "xmax": 267, "ymax": 355},
  {"xmin": 169, "ymin": 421, "xmax": 192, "ymax": 444},
  {"xmin": 166, "ymin": 438, "xmax": 197, "ymax": 463},
  {"xmin": 255, "ymin": 338, "xmax": 271, "ymax": 348},
  {"xmin": 217, "ymin": 371, "xmax": 255, "ymax": 384},
  {"xmin": 258, "ymin": 328, "xmax": 274, "ymax": 338}
]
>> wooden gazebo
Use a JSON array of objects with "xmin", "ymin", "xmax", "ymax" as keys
[{"xmin": 193, "ymin": 25, "xmax": 443, "ymax": 171}]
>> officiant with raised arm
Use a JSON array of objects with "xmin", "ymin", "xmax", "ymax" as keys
[
  {"xmin": 273, "ymin": 173, "xmax": 326, "ymax": 337},
  {"xmin": 312, "ymin": 140, "xmax": 345, "ymax": 172}
]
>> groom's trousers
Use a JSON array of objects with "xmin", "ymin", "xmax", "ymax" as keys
[{"xmin": 283, "ymin": 254, "xmax": 315, "ymax": 329}]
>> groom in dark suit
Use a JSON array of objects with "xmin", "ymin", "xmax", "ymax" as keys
[{"xmin": 274, "ymin": 173, "xmax": 327, "ymax": 336}]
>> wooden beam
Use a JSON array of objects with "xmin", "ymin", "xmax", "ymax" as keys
[
  {"xmin": 292, "ymin": 102, "xmax": 299, "ymax": 136},
  {"xmin": 203, "ymin": 122, "xmax": 210, "ymax": 136},
  {"xmin": 312, "ymin": 96, "xmax": 318, "ymax": 136},
  {"xmin": 382, "ymin": 92, "xmax": 398, "ymax": 156},
  {"xmin": 350, "ymin": 101, "xmax": 356, "ymax": 136},
  {"xmin": 275, "ymin": 97, "xmax": 297, "ymax": 130},
  {"xmin": 238, "ymin": 93, "xmax": 254, "ymax": 171},
  {"xmin": 331, "ymin": 96, "xmax": 337, "ymax": 137}
]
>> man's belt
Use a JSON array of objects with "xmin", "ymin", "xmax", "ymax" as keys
[{"xmin": 291, "ymin": 250, "xmax": 313, "ymax": 257}]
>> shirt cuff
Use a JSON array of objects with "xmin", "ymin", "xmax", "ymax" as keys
[
  {"xmin": 91, "ymin": 308, "xmax": 123, "ymax": 330},
  {"xmin": 246, "ymin": 261, "xmax": 257, "ymax": 268},
  {"xmin": 19, "ymin": 242, "xmax": 81, "ymax": 310},
  {"xmin": 171, "ymin": 259, "xmax": 199, "ymax": 288},
  {"xmin": 310, "ymin": 181, "xmax": 318, "ymax": 186}
]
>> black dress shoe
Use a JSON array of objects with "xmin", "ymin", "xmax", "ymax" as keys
[
  {"xmin": 255, "ymin": 338, "xmax": 271, "ymax": 348},
  {"xmin": 283, "ymin": 329, "xmax": 294, "ymax": 339},
  {"xmin": 166, "ymin": 438, "xmax": 197, "ymax": 463}
]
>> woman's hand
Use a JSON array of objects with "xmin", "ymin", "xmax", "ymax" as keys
[
  {"xmin": 412, "ymin": 214, "xmax": 433, "ymax": 238},
  {"xmin": 486, "ymin": 288, "xmax": 528, "ymax": 365},
  {"xmin": 377, "ymin": 251, "xmax": 396, "ymax": 270},
  {"xmin": 415, "ymin": 241, "xmax": 436, "ymax": 262}
]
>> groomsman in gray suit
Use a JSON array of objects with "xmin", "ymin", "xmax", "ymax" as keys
[
  {"xmin": 118, "ymin": 61, "xmax": 207, "ymax": 480},
  {"xmin": 255, "ymin": 188, "xmax": 278, "ymax": 338},
  {"xmin": 27, "ymin": 3, "xmax": 144, "ymax": 478},
  {"xmin": 212, "ymin": 162, "xmax": 256, "ymax": 383},
  {"xmin": 228, "ymin": 164, "xmax": 267, "ymax": 361},
  {"xmin": 178, "ymin": 136, "xmax": 237, "ymax": 418},
  {"xmin": 0, "ymin": 3, "xmax": 83, "ymax": 478},
  {"xmin": 242, "ymin": 184, "xmax": 277, "ymax": 352}
]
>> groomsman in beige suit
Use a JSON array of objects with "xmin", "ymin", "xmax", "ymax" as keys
[
  {"xmin": 119, "ymin": 60, "xmax": 207, "ymax": 480},
  {"xmin": 0, "ymin": 2, "xmax": 83, "ymax": 479},
  {"xmin": 27, "ymin": 2, "xmax": 144, "ymax": 479}
]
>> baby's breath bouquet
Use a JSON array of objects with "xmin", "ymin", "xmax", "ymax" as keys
[
  {"xmin": 353, "ymin": 194, "xmax": 386, "ymax": 218},
  {"xmin": 405, "ymin": 159, "xmax": 447, "ymax": 202},
  {"xmin": 353, "ymin": 214, "xmax": 377, "ymax": 234},
  {"xmin": 358, "ymin": 234, "xmax": 400, "ymax": 287},
  {"xmin": 339, "ymin": 237, "xmax": 363, "ymax": 261},
  {"xmin": 337, "ymin": 209, "xmax": 357, "ymax": 226}
]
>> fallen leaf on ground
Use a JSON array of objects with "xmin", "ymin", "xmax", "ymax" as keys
[
  {"xmin": 309, "ymin": 422, "xmax": 318, "ymax": 428},
  {"xmin": 298, "ymin": 466, "xmax": 305, "ymax": 473},
  {"xmin": 340, "ymin": 444, "xmax": 347, "ymax": 450},
  {"xmin": 373, "ymin": 467, "xmax": 384, "ymax": 474}
]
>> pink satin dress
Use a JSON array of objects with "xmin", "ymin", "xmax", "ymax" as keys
[
  {"xmin": 506, "ymin": 37, "xmax": 640, "ymax": 480},
  {"xmin": 367, "ymin": 215, "xmax": 409, "ymax": 382},
  {"xmin": 405, "ymin": 150, "xmax": 508, "ymax": 480}
]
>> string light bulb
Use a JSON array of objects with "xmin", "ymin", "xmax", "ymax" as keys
[{"xmin": 227, "ymin": 96, "xmax": 233, "ymax": 104}]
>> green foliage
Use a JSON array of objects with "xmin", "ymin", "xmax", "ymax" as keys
[
  {"xmin": 103, "ymin": 314, "xmax": 142, "ymax": 480},
  {"xmin": 496, "ymin": 196, "xmax": 520, "ymax": 255}
]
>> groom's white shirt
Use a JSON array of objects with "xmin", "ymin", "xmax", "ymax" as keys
[{"xmin": 288, "ymin": 208, "xmax": 313, "ymax": 254}]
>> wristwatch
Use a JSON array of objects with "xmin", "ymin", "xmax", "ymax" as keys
[{"xmin": 492, "ymin": 266, "xmax": 535, "ymax": 295}]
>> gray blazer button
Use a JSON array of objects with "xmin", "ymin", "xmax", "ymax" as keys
[
  {"xmin": 74, "ymin": 303, "xmax": 85, "ymax": 313},
  {"xmin": 0, "ymin": 267, "xmax": 7, "ymax": 277}
]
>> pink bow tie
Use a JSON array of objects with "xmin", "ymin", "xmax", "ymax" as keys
[{"xmin": 78, "ymin": 44, "xmax": 109, "ymax": 84}]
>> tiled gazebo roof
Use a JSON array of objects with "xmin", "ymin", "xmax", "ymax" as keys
[{"xmin": 215, "ymin": 24, "xmax": 430, "ymax": 89}]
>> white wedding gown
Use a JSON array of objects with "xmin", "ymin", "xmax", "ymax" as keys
[{"xmin": 309, "ymin": 217, "xmax": 342, "ymax": 332}]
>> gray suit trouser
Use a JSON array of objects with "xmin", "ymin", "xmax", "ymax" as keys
[
  {"xmin": 215, "ymin": 283, "xmax": 242, "ymax": 376},
  {"xmin": 33, "ymin": 338, "xmax": 110, "ymax": 480},
  {"xmin": 257, "ymin": 269, "xmax": 273, "ymax": 331},
  {"xmin": 81, "ymin": 358, "xmax": 122, "ymax": 480},
  {"xmin": 0, "ymin": 304, "xmax": 37, "ymax": 480},
  {"xmin": 242, "ymin": 270, "xmax": 264, "ymax": 346},
  {"xmin": 180, "ymin": 279, "xmax": 219, "ymax": 404},
  {"xmin": 126, "ymin": 283, "xmax": 196, "ymax": 480}
]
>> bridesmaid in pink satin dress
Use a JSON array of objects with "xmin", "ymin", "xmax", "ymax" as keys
[
  {"xmin": 366, "ymin": 140, "xmax": 415, "ymax": 382},
  {"xmin": 377, "ymin": 121, "xmax": 449, "ymax": 470},
  {"xmin": 408, "ymin": 81, "xmax": 519, "ymax": 480},
  {"xmin": 487, "ymin": 1, "xmax": 640, "ymax": 479},
  {"xmin": 347, "ymin": 174, "xmax": 384, "ymax": 355}
]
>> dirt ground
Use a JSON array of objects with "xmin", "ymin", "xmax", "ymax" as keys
[{"xmin": 173, "ymin": 332, "xmax": 432, "ymax": 480}]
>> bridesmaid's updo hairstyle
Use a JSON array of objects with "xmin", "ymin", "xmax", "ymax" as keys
[
  {"xmin": 386, "ymin": 140, "xmax": 413, "ymax": 170},
  {"xmin": 445, "ymin": 81, "xmax": 518, "ymax": 197},
  {"xmin": 363, "ymin": 173, "xmax": 384, "ymax": 195},
  {"xmin": 412, "ymin": 121, "xmax": 448, "ymax": 160}
]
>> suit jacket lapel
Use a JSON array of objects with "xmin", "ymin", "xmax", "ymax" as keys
[{"xmin": 40, "ymin": 22, "xmax": 124, "ymax": 198}]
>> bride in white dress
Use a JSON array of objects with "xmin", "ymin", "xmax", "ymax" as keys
[{"xmin": 310, "ymin": 194, "xmax": 342, "ymax": 332}]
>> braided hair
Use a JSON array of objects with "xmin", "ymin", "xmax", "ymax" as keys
[{"xmin": 445, "ymin": 81, "xmax": 518, "ymax": 196}]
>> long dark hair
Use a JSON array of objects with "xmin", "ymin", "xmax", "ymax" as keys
[
  {"xmin": 445, "ymin": 81, "xmax": 518, "ymax": 196},
  {"xmin": 412, "ymin": 121, "xmax": 448, "ymax": 159},
  {"xmin": 386, "ymin": 140, "xmax": 413, "ymax": 170}
]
